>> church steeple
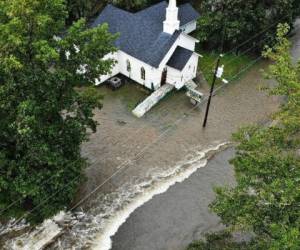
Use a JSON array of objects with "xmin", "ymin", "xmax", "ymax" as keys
[{"xmin": 163, "ymin": 0, "xmax": 180, "ymax": 34}]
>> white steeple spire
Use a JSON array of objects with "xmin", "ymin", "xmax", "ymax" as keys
[
  {"xmin": 163, "ymin": 0, "xmax": 180, "ymax": 34},
  {"xmin": 169, "ymin": 0, "xmax": 176, "ymax": 8}
]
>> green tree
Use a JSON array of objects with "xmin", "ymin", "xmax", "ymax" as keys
[
  {"xmin": 188, "ymin": 24, "xmax": 300, "ymax": 249},
  {"xmin": 0, "ymin": 0, "xmax": 117, "ymax": 222},
  {"xmin": 66, "ymin": 0, "xmax": 101, "ymax": 23},
  {"xmin": 65, "ymin": 0, "xmax": 149, "ymax": 22},
  {"xmin": 65, "ymin": 0, "xmax": 196, "ymax": 23},
  {"xmin": 111, "ymin": 0, "xmax": 148, "ymax": 11},
  {"xmin": 197, "ymin": 0, "xmax": 297, "ymax": 50}
]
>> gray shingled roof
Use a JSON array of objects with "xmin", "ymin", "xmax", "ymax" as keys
[
  {"xmin": 91, "ymin": 1, "xmax": 200, "ymax": 68},
  {"xmin": 166, "ymin": 46, "xmax": 194, "ymax": 70}
]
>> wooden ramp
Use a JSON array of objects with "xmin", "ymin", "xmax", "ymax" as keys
[
  {"xmin": 132, "ymin": 84, "xmax": 174, "ymax": 118},
  {"xmin": 185, "ymin": 80, "xmax": 203, "ymax": 104}
]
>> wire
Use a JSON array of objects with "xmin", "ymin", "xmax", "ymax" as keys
[
  {"xmin": 0, "ymin": 79, "xmax": 193, "ymax": 218},
  {"xmin": 224, "ymin": 14, "xmax": 289, "ymax": 56},
  {"xmin": 0, "ymin": 12, "xmax": 288, "ymax": 228},
  {"xmin": 201, "ymin": 13, "xmax": 289, "ymax": 74},
  {"xmin": 0, "ymin": 158, "xmax": 83, "ymax": 233},
  {"xmin": 70, "ymin": 54, "xmax": 266, "ymax": 211},
  {"xmin": 1, "ymin": 56, "xmax": 200, "ymax": 215},
  {"xmin": 223, "ymin": 36, "xmax": 272, "ymax": 68},
  {"xmin": 0, "ymin": 159, "xmax": 83, "ymax": 216},
  {"xmin": 3, "ymin": 50, "xmax": 266, "ymax": 233}
]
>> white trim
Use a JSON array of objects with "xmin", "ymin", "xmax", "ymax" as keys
[
  {"xmin": 166, "ymin": 65, "xmax": 182, "ymax": 72},
  {"xmin": 180, "ymin": 32, "xmax": 199, "ymax": 43},
  {"xmin": 193, "ymin": 52, "xmax": 202, "ymax": 57},
  {"xmin": 180, "ymin": 20, "xmax": 196, "ymax": 28}
]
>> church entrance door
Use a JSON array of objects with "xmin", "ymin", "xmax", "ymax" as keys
[{"xmin": 161, "ymin": 68, "xmax": 167, "ymax": 86}]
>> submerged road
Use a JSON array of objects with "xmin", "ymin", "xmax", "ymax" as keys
[{"xmin": 111, "ymin": 148, "xmax": 235, "ymax": 250}]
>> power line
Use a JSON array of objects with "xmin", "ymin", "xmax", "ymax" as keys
[
  {"xmin": 0, "ymin": 82, "xmax": 192, "ymax": 218},
  {"xmin": 0, "ymin": 13, "xmax": 287, "ymax": 228},
  {"xmin": 70, "ymin": 54, "xmax": 267, "ymax": 211},
  {"xmin": 0, "ymin": 158, "xmax": 83, "ymax": 216},
  {"xmin": 201, "ymin": 13, "xmax": 289, "ymax": 74},
  {"xmin": 224, "ymin": 14, "xmax": 289, "ymax": 56},
  {"xmin": 4, "ymin": 51, "xmax": 267, "ymax": 233},
  {"xmin": 223, "ymin": 36, "xmax": 272, "ymax": 68}
]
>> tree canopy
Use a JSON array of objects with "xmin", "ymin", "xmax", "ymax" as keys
[
  {"xmin": 197, "ymin": 0, "xmax": 299, "ymax": 51},
  {"xmin": 65, "ymin": 0, "xmax": 148, "ymax": 22},
  {"xmin": 0, "ymin": 0, "xmax": 117, "ymax": 222},
  {"xmin": 65, "ymin": 0, "xmax": 193, "ymax": 22}
]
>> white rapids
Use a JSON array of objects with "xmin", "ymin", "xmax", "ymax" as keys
[{"xmin": 2, "ymin": 142, "xmax": 228, "ymax": 250}]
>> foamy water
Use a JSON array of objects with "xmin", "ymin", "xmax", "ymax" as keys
[
  {"xmin": 3, "ymin": 142, "xmax": 228, "ymax": 250},
  {"xmin": 92, "ymin": 142, "xmax": 228, "ymax": 250}
]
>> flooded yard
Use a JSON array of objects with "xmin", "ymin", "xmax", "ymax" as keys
[{"xmin": 2, "ymin": 60, "xmax": 281, "ymax": 250}]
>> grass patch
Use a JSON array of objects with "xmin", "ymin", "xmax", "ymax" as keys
[
  {"xmin": 95, "ymin": 82, "xmax": 149, "ymax": 111},
  {"xmin": 199, "ymin": 51, "xmax": 254, "ymax": 85}
]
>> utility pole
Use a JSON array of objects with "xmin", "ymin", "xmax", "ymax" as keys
[
  {"xmin": 202, "ymin": 3, "xmax": 226, "ymax": 128},
  {"xmin": 202, "ymin": 54, "xmax": 223, "ymax": 128}
]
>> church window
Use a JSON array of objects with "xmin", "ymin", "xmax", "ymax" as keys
[
  {"xmin": 126, "ymin": 59, "xmax": 131, "ymax": 72},
  {"xmin": 141, "ymin": 67, "xmax": 146, "ymax": 80}
]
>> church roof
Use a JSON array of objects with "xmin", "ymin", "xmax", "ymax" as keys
[
  {"xmin": 167, "ymin": 46, "xmax": 194, "ymax": 70},
  {"xmin": 91, "ymin": 2, "xmax": 200, "ymax": 68}
]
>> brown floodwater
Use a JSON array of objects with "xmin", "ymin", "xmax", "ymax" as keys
[{"xmin": 3, "ymin": 18, "xmax": 300, "ymax": 250}]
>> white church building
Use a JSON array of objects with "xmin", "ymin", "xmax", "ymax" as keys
[{"xmin": 92, "ymin": 0, "xmax": 201, "ymax": 91}]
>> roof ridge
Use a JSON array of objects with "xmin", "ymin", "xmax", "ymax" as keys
[{"xmin": 92, "ymin": 2, "xmax": 200, "ymax": 68}]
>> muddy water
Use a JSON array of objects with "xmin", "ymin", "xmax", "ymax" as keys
[
  {"xmin": 90, "ymin": 143, "xmax": 229, "ymax": 250},
  {"xmin": 111, "ymin": 148, "xmax": 236, "ymax": 250},
  {"xmin": 52, "ymin": 143, "xmax": 229, "ymax": 250},
  {"xmin": 49, "ymin": 59, "xmax": 279, "ymax": 249},
  {"xmin": 3, "ymin": 18, "xmax": 300, "ymax": 250},
  {"xmin": 109, "ymin": 19, "xmax": 300, "ymax": 250},
  {"xmin": 2, "ymin": 62, "xmax": 280, "ymax": 250}
]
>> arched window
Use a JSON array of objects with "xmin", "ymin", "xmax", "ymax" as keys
[
  {"xmin": 141, "ymin": 67, "xmax": 146, "ymax": 80},
  {"xmin": 126, "ymin": 59, "xmax": 131, "ymax": 72}
]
